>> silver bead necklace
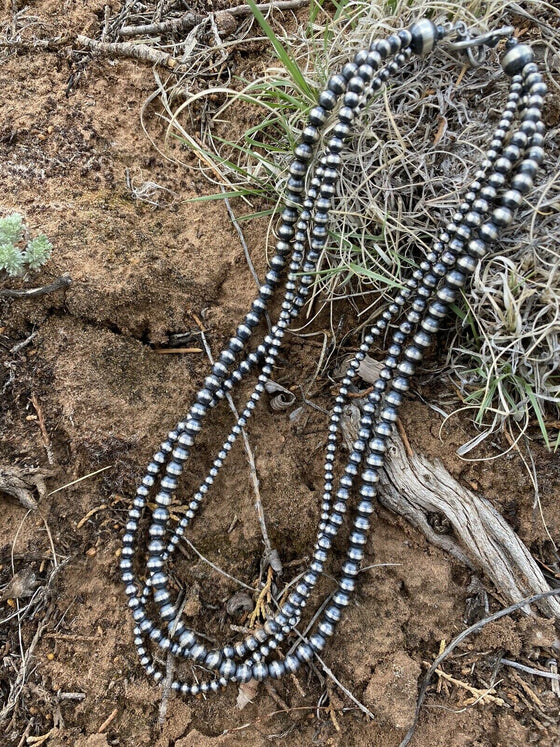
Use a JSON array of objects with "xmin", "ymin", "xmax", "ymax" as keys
[{"xmin": 120, "ymin": 18, "xmax": 546, "ymax": 696}]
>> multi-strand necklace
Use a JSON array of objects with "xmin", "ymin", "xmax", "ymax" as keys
[{"xmin": 120, "ymin": 18, "xmax": 546, "ymax": 696}]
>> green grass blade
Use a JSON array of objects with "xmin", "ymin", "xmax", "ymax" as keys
[
  {"xmin": 186, "ymin": 189, "xmax": 263, "ymax": 203},
  {"xmin": 348, "ymin": 262, "xmax": 403, "ymax": 289},
  {"xmin": 246, "ymin": 0, "xmax": 314, "ymax": 101},
  {"xmin": 525, "ymin": 386, "xmax": 551, "ymax": 449}
]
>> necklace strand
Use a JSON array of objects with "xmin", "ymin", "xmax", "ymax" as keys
[{"xmin": 120, "ymin": 19, "xmax": 546, "ymax": 696}]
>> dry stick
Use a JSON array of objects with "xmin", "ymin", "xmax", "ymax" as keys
[
  {"xmin": 314, "ymin": 652, "xmax": 375, "ymax": 722},
  {"xmin": 0, "ymin": 37, "xmax": 68, "ymax": 51},
  {"xmin": 97, "ymin": 707, "xmax": 118, "ymax": 734},
  {"xmin": 348, "ymin": 412, "xmax": 560, "ymax": 619},
  {"xmin": 399, "ymin": 588, "xmax": 560, "ymax": 747},
  {"xmin": 26, "ymin": 729, "xmax": 56, "ymax": 746},
  {"xmin": 10, "ymin": 331, "xmax": 37, "ymax": 354},
  {"xmin": 30, "ymin": 393, "xmax": 54, "ymax": 466},
  {"xmin": 119, "ymin": 0, "xmax": 310, "ymax": 37},
  {"xmin": 285, "ymin": 591, "xmax": 376, "ymax": 721},
  {"xmin": 220, "ymin": 186, "xmax": 273, "ymax": 340},
  {"xmin": 426, "ymin": 665, "xmax": 506, "ymax": 706},
  {"xmin": 195, "ymin": 319, "xmax": 278, "ymax": 574},
  {"xmin": 76, "ymin": 34, "xmax": 178, "ymax": 68},
  {"xmin": 120, "ymin": 11, "xmax": 203, "ymax": 37},
  {"xmin": 15, "ymin": 719, "xmax": 33, "ymax": 747},
  {"xmin": 47, "ymin": 464, "xmax": 113, "ymax": 497},
  {"xmin": 159, "ymin": 596, "xmax": 187, "ymax": 728},
  {"xmin": 0, "ymin": 607, "xmax": 53, "ymax": 724},
  {"xmin": 0, "ymin": 275, "xmax": 71, "ymax": 299},
  {"xmin": 100, "ymin": 3, "xmax": 111, "ymax": 43},
  {"xmin": 221, "ymin": 186, "xmax": 261, "ymax": 293},
  {"xmin": 499, "ymin": 658, "xmax": 560, "ymax": 682},
  {"xmin": 153, "ymin": 347, "xmax": 203, "ymax": 354}
]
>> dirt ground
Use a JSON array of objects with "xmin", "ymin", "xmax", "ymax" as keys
[{"xmin": 1, "ymin": 2, "xmax": 559, "ymax": 746}]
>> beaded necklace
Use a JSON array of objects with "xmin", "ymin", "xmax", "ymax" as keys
[{"xmin": 120, "ymin": 18, "xmax": 546, "ymax": 696}]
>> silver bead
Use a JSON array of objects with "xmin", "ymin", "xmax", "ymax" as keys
[
  {"xmin": 409, "ymin": 19, "xmax": 438, "ymax": 56},
  {"xmin": 501, "ymin": 44, "xmax": 534, "ymax": 76},
  {"xmin": 492, "ymin": 206, "xmax": 513, "ymax": 227},
  {"xmin": 511, "ymin": 173, "xmax": 533, "ymax": 195}
]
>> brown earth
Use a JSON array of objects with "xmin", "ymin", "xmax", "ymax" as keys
[{"xmin": 0, "ymin": 3, "xmax": 559, "ymax": 746}]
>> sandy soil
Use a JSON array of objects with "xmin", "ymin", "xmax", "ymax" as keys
[{"xmin": 1, "ymin": 3, "xmax": 559, "ymax": 746}]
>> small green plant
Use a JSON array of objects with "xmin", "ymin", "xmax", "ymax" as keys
[{"xmin": 0, "ymin": 213, "xmax": 52, "ymax": 277}]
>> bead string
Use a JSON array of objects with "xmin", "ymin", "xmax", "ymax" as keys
[{"xmin": 121, "ymin": 19, "xmax": 546, "ymax": 696}]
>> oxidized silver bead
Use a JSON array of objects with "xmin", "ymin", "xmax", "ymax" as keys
[
  {"xmin": 502, "ymin": 43, "xmax": 534, "ymax": 75},
  {"xmin": 409, "ymin": 19, "xmax": 437, "ymax": 55}
]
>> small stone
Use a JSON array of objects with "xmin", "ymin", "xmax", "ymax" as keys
[
  {"xmin": 215, "ymin": 11, "xmax": 237, "ymax": 38},
  {"xmin": 0, "ymin": 567, "xmax": 38, "ymax": 602}
]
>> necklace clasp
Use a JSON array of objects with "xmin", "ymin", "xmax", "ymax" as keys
[{"xmin": 443, "ymin": 22, "xmax": 515, "ymax": 67}]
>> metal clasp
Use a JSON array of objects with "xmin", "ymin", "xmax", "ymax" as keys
[{"xmin": 443, "ymin": 21, "xmax": 514, "ymax": 67}]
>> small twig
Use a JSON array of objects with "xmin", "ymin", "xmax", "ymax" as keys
[
  {"xmin": 221, "ymin": 185, "xmax": 261, "ymax": 293},
  {"xmin": 97, "ymin": 707, "xmax": 118, "ymax": 734},
  {"xmin": 347, "ymin": 384, "xmax": 374, "ymax": 399},
  {"xmin": 194, "ymin": 316, "xmax": 277, "ymax": 573},
  {"xmin": 548, "ymin": 659, "xmax": 560, "ymax": 697},
  {"xmin": 10, "ymin": 331, "xmax": 37, "ymax": 354},
  {"xmin": 508, "ymin": 669, "xmax": 545, "ymax": 709},
  {"xmin": 41, "ymin": 514, "xmax": 58, "ymax": 569},
  {"xmin": 400, "ymin": 588, "xmax": 560, "ymax": 747},
  {"xmin": 220, "ymin": 184, "xmax": 271, "ymax": 331},
  {"xmin": 183, "ymin": 538, "xmax": 254, "ymax": 591},
  {"xmin": 26, "ymin": 729, "xmax": 56, "ymax": 746},
  {"xmin": 0, "ymin": 607, "xmax": 53, "ymax": 724},
  {"xmin": 15, "ymin": 719, "xmax": 32, "ymax": 747},
  {"xmin": 395, "ymin": 417, "xmax": 414, "ymax": 460},
  {"xmin": 30, "ymin": 394, "xmax": 54, "ymax": 466},
  {"xmin": 47, "ymin": 465, "xmax": 113, "ymax": 496},
  {"xmin": 153, "ymin": 347, "xmax": 203, "ymax": 354},
  {"xmin": 249, "ymin": 565, "xmax": 274, "ymax": 627},
  {"xmin": 313, "ymin": 652, "xmax": 375, "ymax": 722},
  {"xmin": 159, "ymin": 596, "xmax": 187, "ymax": 727},
  {"xmin": 263, "ymin": 680, "xmax": 290, "ymax": 711},
  {"xmin": 76, "ymin": 35, "xmax": 178, "ymax": 68},
  {"xmin": 0, "ymin": 37, "xmax": 68, "ymax": 52},
  {"xmin": 427, "ymin": 664, "xmax": 506, "ymax": 706},
  {"xmin": 119, "ymin": 11, "xmax": 203, "ymax": 37},
  {"xmin": 57, "ymin": 692, "xmax": 86, "ymax": 701},
  {"xmin": 499, "ymin": 658, "xmax": 560, "ymax": 681},
  {"xmin": 100, "ymin": 3, "xmax": 111, "ymax": 43},
  {"xmin": 0, "ymin": 275, "xmax": 71, "ymax": 299},
  {"xmin": 226, "ymin": 0, "xmax": 310, "ymax": 18},
  {"xmin": 76, "ymin": 504, "xmax": 108, "ymax": 530}
]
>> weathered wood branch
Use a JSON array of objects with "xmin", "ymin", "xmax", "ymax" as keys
[
  {"xmin": 118, "ymin": 0, "xmax": 310, "ymax": 38},
  {"xmin": 119, "ymin": 12, "xmax": 204, "ymax": 38},
  {"xmin": 342, "ymin": 401, "xmax": 560, "ymax": 619},
  {"xmin": 0, "ymin": 274, "xmax": 71, "ymax": 299},
  {"xmin": 76, "ymin": 35, "xmax": 178, "ymax": 68}
]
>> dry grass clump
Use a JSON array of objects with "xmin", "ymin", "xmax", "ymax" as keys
[{"xmin": 137, "ymin": 0, "xmax": 560, "ymax": 449}]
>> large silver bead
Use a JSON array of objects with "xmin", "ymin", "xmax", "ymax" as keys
[
  {"xmin": 501, "ymin": 44, "xmax": 534, "ymax": 75},
  {"xmin": 409, "ymin": 19, "xmax": 438, "ymax": 56}
]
